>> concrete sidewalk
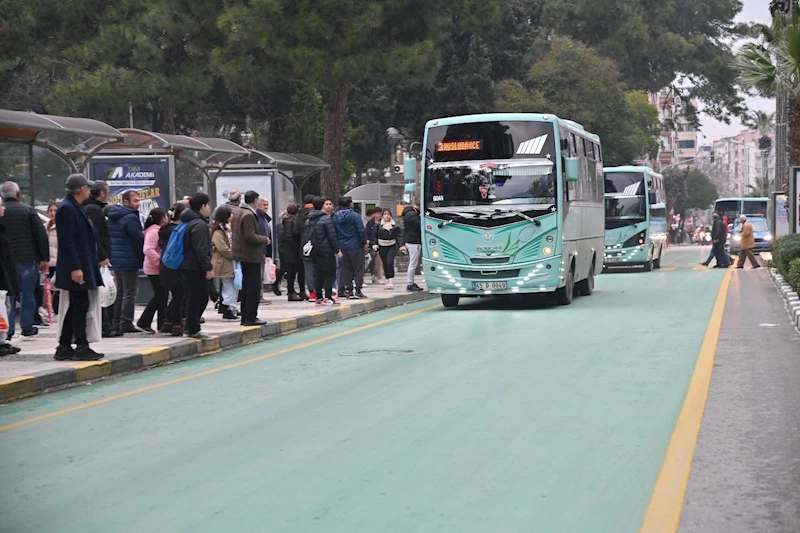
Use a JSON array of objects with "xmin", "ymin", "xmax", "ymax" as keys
[
  {"xmin": 0, "ymin": 283, "xmax": 433, "ymax": 402},
  {"xmin": 679, "ymin": 267, "xmax": 800, "ymax": 532}
]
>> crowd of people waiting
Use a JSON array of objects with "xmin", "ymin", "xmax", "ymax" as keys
[{"xmin": 0, "ymin": 175, "xmax": 424, "ymax": 359}]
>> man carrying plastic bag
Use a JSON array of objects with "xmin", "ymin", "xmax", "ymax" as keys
[{"xmin": 53, "ymin": 174, "xmax": 107, "ymax": 361}]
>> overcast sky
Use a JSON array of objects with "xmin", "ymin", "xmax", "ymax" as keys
[{"xmin": 698, "ymin": 0, "xmax": 774, "ymax": 143}]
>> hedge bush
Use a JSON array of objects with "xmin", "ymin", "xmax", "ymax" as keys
[
  {"xmin": 772, "ymin": 234, "xmax": 800, "ymax": 276},
  {"xmin": 787, "ymin": 258, "xmax": 800, "ymax": 293}
]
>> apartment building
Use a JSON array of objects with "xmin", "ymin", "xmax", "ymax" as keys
[
  {"xmin": 702, "ymin": 130, "xmax": 775, "ymax": 197},
  {"xmin": 649, "ymin": 89, "xmax": 699, "ymax": 170}
]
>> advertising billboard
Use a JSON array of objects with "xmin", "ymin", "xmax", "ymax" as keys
[{"xmin": 89, "ymin": 155, "xmax": 174, "ymax": 225}]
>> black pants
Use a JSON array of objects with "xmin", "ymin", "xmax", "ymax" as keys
[
  {"xmin": 183, "ymin": 270, "xmax": 208, "ymax": 335},
  {"xmin": 138, "ymin": 275, "xmax": 167, "ymax": 330},
  {"xmin": 166, "ymin": 278, "xmax": 186, "ymax": 328},
  {"xmin": 340, "ymin": 248, "xmax": 365, "ymax": 293},
  {"xmin": 378, "ymin": 246, "xmax": 397, "ymax": 279},
  {"xmin": 313, "ymin": 254, "xmax": 337, "ymax": 300},
  {"xmin": 284, "ymin": 261, "xmax": 304, "ymax": 294},
  {"xmin": 59, "ymin": 290, "xmax": 90, "ymax": 346},
  {"xmin": 240, "ymin": 262, "xmax": 263, "ymax": 324}
]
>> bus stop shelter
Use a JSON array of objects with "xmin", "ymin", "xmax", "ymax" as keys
[
  {"xmin": 221, "ymin": 150, "xmax": 329, "ymax": 198},
  {"xmin": 0, "ymin": 109, "xmax": 125, "ymax": 205}
]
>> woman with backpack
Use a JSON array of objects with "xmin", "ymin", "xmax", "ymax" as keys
[
  {"xmin": 136, "ymin": 208, "xmax": 168, "ymax": 333},
  {"xmin": 211, "ymin": 206, "xmax": 239, "ymax": 319},
  {"xmin": 372, "ymin": 209, "xmax": 406, "ymax": 290},
  {"xmin": 278, "ymin": 203, "xmax": 307, "ymax": 301},
  {"xmin": 159, "ymin": 203, "xmax": 186, "ymax": 336}
]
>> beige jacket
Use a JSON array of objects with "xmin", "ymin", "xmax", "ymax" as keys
[{"xmin": 211, "ymin": 226, "xmax": 235, "ymax": 278}]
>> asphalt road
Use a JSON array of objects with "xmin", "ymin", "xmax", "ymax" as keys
[{"xmin": 1, "ymin": 247, "xmax": 784, "ymax": 533}]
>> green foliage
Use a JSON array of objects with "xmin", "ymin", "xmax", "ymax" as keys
[
  {"xmin": 786, "ymin": 257, "xmax": 800, "ymax": 293},
  {"xmin": 664, "ymin": 167, "xmax": 716, "ymax": 218},
  {"xmin": 773, "ymin": 234, "xmax": 800, "ymax": 276},
  {"xmin": 747, "ymin": 176, "xmax": 774, "ymax": 197},
  {"xmin": 493, "ymin": 38, "xmax": 660, "ymax": 165}
]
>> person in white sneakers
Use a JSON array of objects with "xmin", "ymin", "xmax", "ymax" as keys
[{"xmin": 372, "ymin": 209, "xmax": 406, "ymax": 290}]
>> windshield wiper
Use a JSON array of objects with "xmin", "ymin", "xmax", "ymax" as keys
[{"xmin": 489, "ymin": 208, "xmax": 543, "ymax": 226}]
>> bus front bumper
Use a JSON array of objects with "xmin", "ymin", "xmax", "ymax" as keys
[
  {"xmin": 422, "ymin": 256, "xmax": 564, "ymax": 296},
  {"xmin": 603, "ymin": 245, "xmax": 650, "ymax": 266}
]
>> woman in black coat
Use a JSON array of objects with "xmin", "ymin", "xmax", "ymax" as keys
[{"xmin": 277, "ymin": 203, "xmax": 307, "ymax": 301}]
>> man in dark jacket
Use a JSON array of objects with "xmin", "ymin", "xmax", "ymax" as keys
[
  {"xmin": 0, "ymin": 199, "xmax": 21, "ymax": 355},
  {"xmin": 179, "ymin": 193, "xmax": 214, "ymax": 338},
  {"xmin": 83, "ymin": 181, "xmax": 115, "ymax": 336},
  {"xmin": 402, "ymin": 202, "xmax": 423, "ymax": 292},
  {"xmin": 307, "ymin": 197, "xmax": 342, "ymax": 305},
  {"xmin": 294, "ymin": 194, "xmax": 317, "ymax": 299},
  {"xmin": 0, "ymin": 181, "xmax": 49, "ymax": 339},
  {"xmin": 710, "ymin": 212, "xmax": 730, "ymax": 269},
  {"xmin": 333, "ymin": 196, "xmax": 367, "ymax": 299},
  {"xmin": 54, "ymin": 174, "xmax": 104, "ymax": 361},
  {"xmin": 231, "ymin": 190, "xmax": 271, "ymax": 326},
  {"xmin": 107, "ymin": 191, "xmax": 145, "ymax": 334}
]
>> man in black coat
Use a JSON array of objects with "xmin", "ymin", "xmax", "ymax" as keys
[
  {"xmin": 0, "ymin": 181, "xmax": 49, "ymax": 339},
  {"xmin": 179, "ymin": 193, "xmax": 214, "ymax": 339},
  {"xmin": 0, "ymin": 198, "xmax": 21, "ymax": 355},
  {"xmin": 401, "ymin": 202, "xmax": 422, "ymax": 292},
  {"xmin": 54, "ymin": 174, "xmax": 105, "ymax": 361},
  {"xmin": 82, "ymin": 180, "xmax": 114, "ymax": 336}
]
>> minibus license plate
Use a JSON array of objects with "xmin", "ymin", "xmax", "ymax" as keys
[
  {"xmin": 605, "ymin": 257, "xmax": 621, "ymax": 263},
  {"xmin": 473, "ymin": 281, "xmax": 507, "ymax": 290}
]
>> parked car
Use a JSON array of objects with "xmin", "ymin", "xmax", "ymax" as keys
[{"xmin": 728, "ymin": 215, "xmax": 772, "ymax": 254}]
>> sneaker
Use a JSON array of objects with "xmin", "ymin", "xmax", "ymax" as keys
[
  {"xmin": 21, "ymin": 327, "xmax": 39, "ymax": 337},
  {"xmin": 189, "ymin": 332, "xmax": 211, "ymax": 339},
  {"xmin": 0, "ymin": 343, "xmax": 20, "ymax": 356},
  {"xmin": 54, "ymin": 344, "xmax": 75, "ymax": 361},
  {"xmin": 354, "ymin": 291, "xmax": 367, "ymax": 299},
  {"xmin": 72, "ymin": 345, "xmax": 104, "ymax": 361},
  {"xmin": 406, "ymin": 284, "xmax": 422, "ymax": 293},
  {"xmin": 221, "ymin": 311, "xmax": 238, "ymax": 320},
  {"xmin": 315, "ymin": 298, "xmax": 329, "ymax": 306},
  {"xmin": 308, "ymin": 291, "xmax": 317, "ymax": 300},
  {"xmin": 241, "ymin": 319, "xmax": 266, "ymax": 326},
  {"xmin": 135, "ymin": 323, "xmax": 155, "ymax": 334},
  {"xmin": 347, "ymin": 293, "xmax": 359, "ymax": 300}
]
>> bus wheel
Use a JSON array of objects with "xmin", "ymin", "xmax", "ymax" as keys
[
  {"xmin": 441, "ymin": 295, "xmax": 459, "ymax": 308},
  {"xmin": 577, "ymin": 259, "xmax": 595, "ymax": 296},
  {"xmin": 643, "ymin": 256, "xmax": 653, "ymax": 272},
  {"xmin": 555, "ymin": 264, "xmax": 574, "ymax": 305},
  {"xmin": 653, "ymin": 252, "xmax": 662, "ymax": 269}
]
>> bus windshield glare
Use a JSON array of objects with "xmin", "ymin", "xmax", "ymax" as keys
[
  {"xmin": 605, "ymin": 196, "xmax": 645, "ymax": 219},
  {"xmin": 426, "ymin": 162, "xmax": 555, "ymax": 208},
  {"xmin": 604, "ymin": 172, "xmax": 644, "ymax": 195}
]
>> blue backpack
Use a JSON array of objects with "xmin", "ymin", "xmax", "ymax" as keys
[{"xmin": 161, "ymin": 222, "xmax": 188, "ymax": 270}]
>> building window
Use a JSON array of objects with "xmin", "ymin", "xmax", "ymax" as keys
[{"xmin": 677, "ymin": 140, "xmax": 695, "ymax": 149}]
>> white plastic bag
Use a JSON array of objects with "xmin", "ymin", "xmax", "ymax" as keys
[
  {"xmin": 0, "ymin": 290, "xmax": 8, "ymax": 341},
  {"xmin": 56, "ymin": 290, "xmax": 102, "ymax": 343},
  {"xmin": 263, "ymin": 258, "xmax": 276, "ymax": 284},
  {"xmin": 98, "ymin": 266, "xmax": 117, "ymax": 308}
]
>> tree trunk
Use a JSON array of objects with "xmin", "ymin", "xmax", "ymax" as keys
[
  {"xmin": 321, "ymin": 83, "xmax": 349, "ymax": 200},
  {"xmin": 788, "ymin": 96, "xmax": 800, "ymax": 182}
]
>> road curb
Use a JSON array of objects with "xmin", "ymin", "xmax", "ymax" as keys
[
  {"xmin": 768, "ymin": 268, "xmax": 800, "ymax": 331},
  {"xmin": 0, "ymin": 291, "xmax": 436, "ymax": 403}
]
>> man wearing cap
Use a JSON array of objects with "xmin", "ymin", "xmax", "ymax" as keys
[{"xmin": 54, "ymin": 174, "xmax": 104, "ymax": 361}]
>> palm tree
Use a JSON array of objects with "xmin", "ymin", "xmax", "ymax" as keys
[
  {"xmin": 732, "ymin": 14, "xmax": 800, "ymax": 191},
  {"xmin": 743, "ymin": 110, "xmax": 775, "ymax": 150},
  {"xmin": 746, "ymin": 176, "xmax": 773, "ymax": 197}
]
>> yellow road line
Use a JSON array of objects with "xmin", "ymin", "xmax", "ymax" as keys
[
  {"xmin": 659, "ymin": 267, "xmax": 677, "ymax": 271},
  {"xmin": 0, "ymin": 303, "xmax": 441, "ymax": 434},
  {"xmin": 639, "ymin": 267, "xmax": 733, "ymax": 533}
]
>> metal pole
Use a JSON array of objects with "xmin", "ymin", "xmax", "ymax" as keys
[
  {"xmin": 129, "ymin": 102, "xmax": 134, "ymax": 129},
  {"xmin": 27, "ymin": 143, "xmax": 35, "ymax": 207}
]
